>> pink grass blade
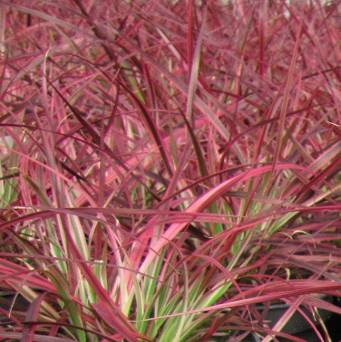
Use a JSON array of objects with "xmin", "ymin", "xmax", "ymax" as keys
[
  {"xmin": 272, "ymin": 22, "xmax": 302, "ymax": 173},
  {"xmin": 139, "ymin": 163, "xmax": 304, "ymax": 273}
]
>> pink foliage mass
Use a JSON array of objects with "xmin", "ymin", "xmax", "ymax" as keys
[{"xmin": 0, "ymin": 1, "xmax": 340, "ymax": 341}]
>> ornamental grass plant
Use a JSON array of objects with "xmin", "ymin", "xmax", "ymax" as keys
[{"xmin": 0, "ymin": 1, "xmax": 340, "ymax": 341}]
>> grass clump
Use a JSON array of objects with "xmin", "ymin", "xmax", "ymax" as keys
[{"xmin": 0, "ymin": 1, "xmax": 340, "ymax": 341}]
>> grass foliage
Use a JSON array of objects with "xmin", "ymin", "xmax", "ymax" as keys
[{"xmin": 0, "ymin": 0, "xmax": 340, "ymax": 341}]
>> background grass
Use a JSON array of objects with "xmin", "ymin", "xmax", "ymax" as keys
[{"xmin": 0, "ymin": 1, "xmax": 340, "ymax": 341}]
